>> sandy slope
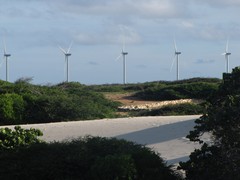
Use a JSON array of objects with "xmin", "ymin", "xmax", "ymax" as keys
[{"xmin": 2, "ymin": 115, "xmax": 202, "ymax": 165}]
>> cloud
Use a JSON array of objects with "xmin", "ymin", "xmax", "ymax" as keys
[
  {"xmin": 135, "ymin": 64, "xmax": 147, "ymax": 69},
  {"xmin": 181, "ymin": 21, "xmax": 195, "ymax": 29},
  {"xmin": 1, "ymin": 1, "xmax": 52, "ymax": 19},
  {"xmin": 191, "ymin": 0, "xmax": 240, "ymax": 7},
  {"xmin": 88, "ymin": 61, "xmax": 99, "ymax": 66},
  {"xmin": 51, "ymin": 0, "xmax": 188, "ymax": 19},
  {"xmin": 73, "ymin": 25, "xmax": 141, "ymax": 45},
  {"xmin": 195, "ymin": 59, "xmax": 215, "ymax": 64}
]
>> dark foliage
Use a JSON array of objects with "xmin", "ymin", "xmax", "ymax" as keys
[
  {"xmin": 0, "ymin": 136, "xmax": 180, "ymax": 180},
  {"xmin": 179, "ymin": 67, "xmax": 240, "ymax": 180}
]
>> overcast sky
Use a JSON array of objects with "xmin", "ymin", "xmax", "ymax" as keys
[{"xmin": 0, "ymin": 0, "xmax": 240, "ymax": 85}]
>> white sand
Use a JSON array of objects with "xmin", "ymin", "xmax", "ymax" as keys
[{"xmin": 1, "ymin": 115, "xmax": 202, "ymax": 165}]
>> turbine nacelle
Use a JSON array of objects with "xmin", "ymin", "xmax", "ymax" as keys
[{"xmin": 4, "ymin": 54, "xmax": 11, "ymax": 57}]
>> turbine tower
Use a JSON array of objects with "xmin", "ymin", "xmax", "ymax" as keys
[
  {"xmin": 222, "ymin": 40, "xmax": 231, "ymax": 73},
  {"xmin": 116, "ymin": 41, "xmax": 128, "ymax": 84},
  {"xmin": 170, "ymin": 40, "xmax": 181, "ymax": 81},
  {"xmin": 3, "ymin": 39, "xmax": 11, "ymax": 82},
  {"xmin": 59, "ymin": 42, "xmax": 72, "ymax": 82}
]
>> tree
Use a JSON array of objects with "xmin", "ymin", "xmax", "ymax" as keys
[{"xmin": 179, "ymin": 67, "xmax": 240, "ymax": 180}]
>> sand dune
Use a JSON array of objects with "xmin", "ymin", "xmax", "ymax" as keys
[{"xmin": 1, "ymin": 115, "xmax": 202, "ymax": 165}]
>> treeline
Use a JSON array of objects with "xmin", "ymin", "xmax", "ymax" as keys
[
  {"xmin": 0, "ymin": 78, "xmax": 120, "ymax": 125},
  {"xmin": 87, "ymin": 78, "xmax": 221, "ymax": 100},
  {"xmin": 133, "ymin": 78, "xmax": 221, "ymax": 101}
]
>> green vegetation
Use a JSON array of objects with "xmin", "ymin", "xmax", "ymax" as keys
[
  {"xmin": 0, "ymin": 126, "xmax": 43, "ymax": 151},
  {"xmin": 133, "ymin": 103, "xmax": 205, "ymax": 116},
  {"xmin": 133, "ymin": 80, "xmax": 220, "ymax": 101},
  {"xmin": 0, "ymin": 136, "xmax": 180, "ymax": 180},
  {"xmin": 0, "ymin": 79, "xmax": 120, "ymax": 125},
  {"xmin": 179, "ymin": 67, "xmax": 240, "ymax": 179},
  {"xmin": 87, "ymin": 78, "xmax": 220, "ymax": 117},
  {"xmin": 86, "ymin": 78, "xmax": 221, "ymax": 95},
  {"xmin": 0, "ymin": 77, "xmax": 221, "ymax": 124}
]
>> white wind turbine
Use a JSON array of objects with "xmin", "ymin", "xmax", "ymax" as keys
[
  {"xmin": 222, "ymin": 39, "xmax": 231, "ymax": 73},
  {"xmin": 116, "ymin": 39, "xmax": 128, "ymax": 84},
  {"xmin": 170, "ymin": 39, "xmax": 181, "ymax": 81},
  {"xmin": 59, "ymin": 42, "xmax": 72, "ymax": 82},
  {"xmin": 3, "ymin": 39, "xmax": 11, "ymax": 82}
]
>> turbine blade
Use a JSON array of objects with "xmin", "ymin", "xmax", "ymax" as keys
[
  {"xmin": 58, "ymin": 45, "xmax": 67, "ymax": 54},
  {"xmin": 67, "ymin": 41, "xmax": 73, "ymax": 53},
  {"xmin": 170, "ymin": 55, "xmax": 176, "ymax": 72},
  {"xmin": 0, "ymin": 56, "xmax": 4, "ymax": 67},
  {"xmin": 3, "ymin": 38, "xmax": 7, "ymax": 54},
  {"xmin": 115, "ymin": 54, "xmax": 122, "ymax": 61},
  {"xmin": 174, "ymin": 39, "xmax": 177, "ymax": 52},
  {"xmin": 122, "ymin": 28, "xmax": 126, "ymax": 52},
  {"xmin": 226, "ymin": 39, "xmax": 229, "ymax": 52}
]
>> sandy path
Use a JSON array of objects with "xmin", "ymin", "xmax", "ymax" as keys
[{"xmin": 1, "ymin": 115, "xmax": 202, "ymax": 165}]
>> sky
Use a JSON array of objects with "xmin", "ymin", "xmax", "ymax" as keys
[{"xmin": 0, "ymin": 0, "xmax": 240, "ymax": 85}]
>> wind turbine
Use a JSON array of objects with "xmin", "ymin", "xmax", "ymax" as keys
[
  {"xmin": 170, "ymin": 40, "xmax": 181, "ymax": 81},
  {"xmin": 3, "ymin": 39, "xmax": 11, "ymax": 82},
  {"xmin": 222, "ymin": 39, "xmax": 231, "ymax": 73},
  {"xmin": 59, "ymin": 42, "xmax": 72, "ymax": 82},
  {"xmin": 116, "ymin": 40, "xmax": 128, "ymax": 84}
]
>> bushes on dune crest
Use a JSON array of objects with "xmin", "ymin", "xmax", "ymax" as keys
[
  {"xmin": 134, "ymin": 82, "xmax": 219, "ymax": 101},
  {"xmin": 0, "ymin": 80, "xmax": 120, "ymax": 125}
]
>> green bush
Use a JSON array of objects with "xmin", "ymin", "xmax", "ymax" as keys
[
  {"xmin": 0, "ymin": 81, "xmax": 120, "ymax": 124},
  {"xmin": 0, "ymin": 93, "xmax": 25, "ymax": 123},
  {"xmin": 89, "ymin": 154, "xmax": 137, "ymax": 180},
  {"xmin": 134, "ymin": 82, "xmax": 219, "ymax": 101},
  {"xmin": 134, "ymin": 103, "xmax": 204, "ymax": 116},
  {"xmin": 0, "ymin": 126, "xmax": 43, "ymax": 151},
  {"xmin": 0, "ymin": 136, "xmax": 180, "ymax": 180}
]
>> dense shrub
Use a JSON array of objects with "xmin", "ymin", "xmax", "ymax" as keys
[
  {"xmin": 86, "ymin": 78, "xmax": 221, "ymax": 94},
  {"xmin": 134, "ymin": 103, "xmax": 204, "ymax": 116},
  {"xmin": 0, "ymin": 126, "xmax": 43, "ymax": 151},
  {"xmin": 0, "ymin": 93, "xmax": 25, "ymax": 123},
  {"xmin": 179, "ymin": 67, "xmax": 240, "ymax": 179},
  {"xmin": 134, "ymin": 82, "xmax": 219, "ymax": 101},
  {"xmin": 0, "ymin": 81, "xmax": 119, "ymax": 124},
  {"xmin": 0, "ymin": 136, "xmax": 180, "ymax": 180},
  {"xmin": 0, "ymin": 78, "xmax": 220, "ymax": 124}
]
